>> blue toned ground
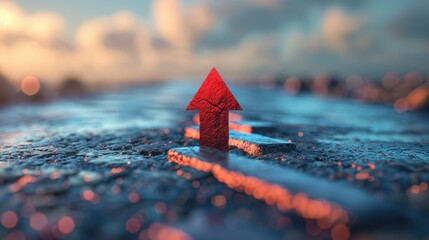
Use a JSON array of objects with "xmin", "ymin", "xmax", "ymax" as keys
[{"xmin": 0, "ymin": 83, "xmax": 429, "ymax": 240}]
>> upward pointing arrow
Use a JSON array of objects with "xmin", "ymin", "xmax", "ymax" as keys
[{"xmin": 187, "ymin": 67, "xmax": 242, "ymax": 151}]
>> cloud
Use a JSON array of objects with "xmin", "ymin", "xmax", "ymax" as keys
[
  {"xmin": 388, "ymin": 2, "xmax": 429, "ymax": 40},
  {"xmin": 73, "ymin": 11, "xmax": 153, "ymax": 82},
  {"xmin": 289, "ymin": 7, "xmax": 369, "ymax": 54},
  {"xmin": 0, "ymin": 1, "xmax": 69, "ymax": 84},
  {"xmin": 152, "ymin": 0, "xmax": 368, "ymax": 50},
  {"xmin": 153, "ymin": 0, "xmax": 214, "ymax": 49},
  {"xmin": 0, "ymin": 1, "xmax": 279, "ymax": 84},
  {"xmin": 280, "ymin": 7, "xmax": 383, "ymax": 75},
  {"xmin": 0, "ymin": 1, "xmax": 64, "ymax": 43},
  {"xmin": 0, "ymin": 4, "xmax": 156, "ymax": 85},
  {"xmin": 0, "ymin": 0, "xmax": 428, "ymax": 86},
  {"xmin": 321, "ymin": 8, "xmax": 366, "ymax": 53},
  {"xmin": 188, "ymin": 0, "xmax": 367, "ymax": 49},
  {"xmin": 151, "ymin": 0, "xmax": 286, "ymax": 50}
]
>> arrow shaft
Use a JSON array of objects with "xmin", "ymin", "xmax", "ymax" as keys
[{"xmin": 199, "ymin": 111, "xmax": 229, "ymax": 151}]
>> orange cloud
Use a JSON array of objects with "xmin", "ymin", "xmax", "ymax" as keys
[
  {"xmin": 2, "ymin": 1, "xmax": 415, "ymax": 86},
  {"xmin": 153, "ymin": 0, "xmax": 214, "ymax": 49},
  {"xmin": 0, "ymin": 1, "xmax": 67, "ymax": 85},
  {"xmin": 74, "ymin": 11, "xmax": 151, "ymax": 83},
  {"xmin": 322, "ymin": 8, "xmax": 365, "ymax": 53}
]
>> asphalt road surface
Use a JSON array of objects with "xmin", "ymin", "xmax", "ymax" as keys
[{"xmin": 1, "ymin": 83, "xmax": 429, "ymax": 240}]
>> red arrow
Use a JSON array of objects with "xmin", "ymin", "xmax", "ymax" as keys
[{"xmin": 187, "ymin": 67, "xmax": 242, "ymax": 151}]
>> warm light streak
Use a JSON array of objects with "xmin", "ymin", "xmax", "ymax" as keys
[
  {"xmin": 9, "ymin": 175, "xmax": 36, "ymax": 192},
  {"xmin": 111, "ymin": 167, "xmax": 124, "ymax": 174},
  {"xmin": 229, "ymin": 122, "xmax": 252, "ymax": 134},
  {"xmin": 394, "ymin": 98, "xmax": 408, "ymax": 113},
  {"xmin": 406, "ymin": 86, "xmax": 429, "ymax": 111},
  {"xmin": 355, "ymin": 172, "xmax": 369, "ymax": 180},
  {"xmin": 185, "ymin": 127, "xmax": 265, "ymax": 155},
  {"xmin": 168, "ymin": 150, "xmax": 349, "ymax": 234}
]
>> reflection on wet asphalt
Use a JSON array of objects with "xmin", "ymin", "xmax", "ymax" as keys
[{"xmin": 0, "ymin": 83, "xmax": 429, "ymax": 239}]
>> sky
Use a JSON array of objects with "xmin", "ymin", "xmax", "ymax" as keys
[{"xmin": 0, "ymin": 0, "xmax": 428, "ymax": 86}]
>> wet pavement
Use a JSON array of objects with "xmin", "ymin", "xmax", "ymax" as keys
[{"xmin": 1, "ymin": 83, "xmax": 429, "ymax": 240}]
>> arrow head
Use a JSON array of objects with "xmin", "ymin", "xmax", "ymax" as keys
[{"xmin": 187, "ymin": 67, "xmax": 242, "ymax": 112}]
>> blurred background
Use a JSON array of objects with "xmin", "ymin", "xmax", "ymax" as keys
[
  {"xmin": 0, "ymin": 0, "xmax": 429, "ymax": 111},
  {"xmin": 1, "ymin": 3, "xmax": 429, "ymax": 239}
]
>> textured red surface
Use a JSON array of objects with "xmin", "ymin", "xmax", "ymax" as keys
[{"xmin": 187, "ymin": 67, "xmax": 242, "ymax": 151}]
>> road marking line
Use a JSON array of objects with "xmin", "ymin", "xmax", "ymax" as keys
[
  {"xmin": 168, "ymin": 146, "xmax": 406, "ymax": 229},
  {"xmin": 193, "ymin": 113, "xmax": 277, "ymax": 134},
  {"xmin": 185, "ymin": 126, "xmax": 295, "ymax": 155}
]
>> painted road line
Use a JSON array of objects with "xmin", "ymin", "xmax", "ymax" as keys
[
  {"xmin": 185, "ymin": 126, "xmax": 295, "ymax": 155},
  {"xmin": 229, "ymin": 120, "xmax": 277, "ymax": 134},
  {"xmin": 193, "ymin": 113, "xmax": 277, "ymax": 134},
  {"xmin": 168, "ymin": 146, "xmax": 408, "ymax": 229},
  {"xmin": 193, "ymin": 113, "xmax": 242, "ymax": 125}
]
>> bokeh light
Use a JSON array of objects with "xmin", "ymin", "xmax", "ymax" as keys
[
  {"xmin": 58, "ymin": 216, "xmax": 75, "ymax": 235},
  {"xmin": 1, "ymin": 211, "xmax": 18, "ymax": 229},
  {"xmin": 30, "ymin": 212, "xmax": 48, "ymax": 231},
  {"xmin": 21, "ymin": 75, "xmax": 41, "ymax": 96}
]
